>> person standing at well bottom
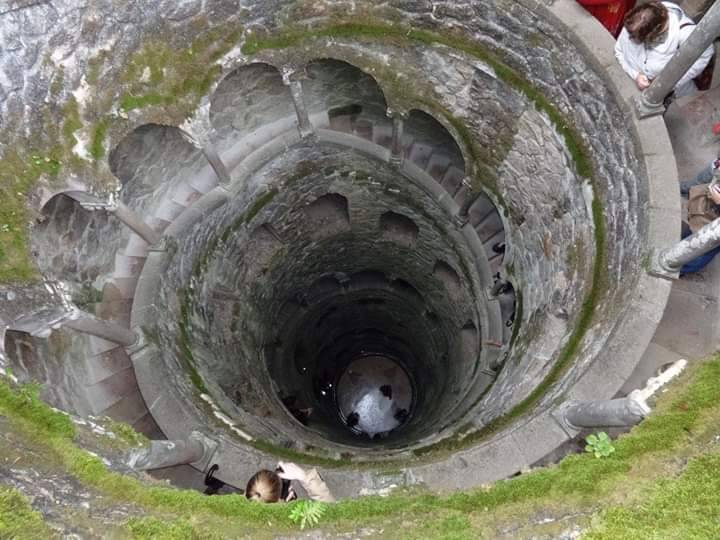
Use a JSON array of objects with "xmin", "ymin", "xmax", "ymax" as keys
[{"xmin": 614, "ymin": 1, "xmax": 714, "ymax": 98}]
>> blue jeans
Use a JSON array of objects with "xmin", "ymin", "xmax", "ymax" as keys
[{"xmin": 680, "ymin": 222, "xmax": 720, "ymax": 275}]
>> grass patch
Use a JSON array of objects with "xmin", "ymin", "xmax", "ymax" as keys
[
  {"xmin": 0, "ymin": 149, "xmax": 64, "ymax": 282},
  {"xmin": 2, "ymin": 356, "xmax": 720, "ymax": 537},
  {"xmin": 0, "ymin": 487, "xmax": 52, "ymax": 539},
  {"xmin": 90, "ymin": 117, "xmax": 111, "ymax": 160},
  {"xmin": 585, "ymin": 452, "xmax": 720, "ymax": 539},
  {"xmin": 117, "ymin": 27, "xmax": 240, "ymax": 115}
]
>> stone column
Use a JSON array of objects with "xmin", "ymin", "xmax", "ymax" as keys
[
  {"xmin": 558, "ymin": 359, "xmax": 686, "ymax": 431},
  {"xmin": 64, "ymin": 314, "xmax": 138, "ymax": 347},
  {"xmin": 180, "ymin": 109, "xmax": 231, "ymax": 185},
  {"xmin": 658, "ymin": 217, "xmax": 720, "ymax": 272},
  {"xmin": 390, "ymin": 114, "xmax": 405, "ymax": 163},
  {"xmin": 283, "ymin": 65, "xmax": 314, "ymax": 139},
  {"xmin": 562, "ymin": 396, "xmax": 649, "ymax": 429},
  {"xmin": 113, "ymin": 202, "xmax": 161, "ymax": 245},
  {"xmin": 64, "ymin": 191, "xmax": 160, "ymax": 246},
  {"xmin": 636, "ymin": 0, "xmax": 720, "ymax": 117},
  {"xmin": 127, "ymin": 431, "xmax": 212, "ymax": 470}
]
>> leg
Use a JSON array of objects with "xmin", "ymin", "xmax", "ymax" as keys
[{"xmin": 680, "ymin": 160, "xmax": 717, "ymax": 195}]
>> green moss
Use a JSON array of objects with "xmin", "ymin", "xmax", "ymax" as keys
[
  {"xmin": 0, "ymin": 380, "xmax": 74, "ymax": 439},
  {"xmin": 0, "ymin": 487, "xmax": 52, "ymax": 539},
  {"xmin": 0, "ymin": 148, "xmax": 66, "ymax": 282},
  {"xmin": 243, "ymin": 189, "xmax": 278, "ymax": 225},
  {"xmin": 90, "ymin": 117, "xmax": 110, "ymax": 160},
  {"xmin": 120, "ymin": 93, "xmax": 174, "ymax": 112},
  {"xmin": 117, "ymin": 27, "xmax": 239, "ymax": 115},
  {"xmin": 71, "ymin": 284, "xmax": 104, "ymax": 310},
  {"xmin": 176, "ymin": 291, "xmax": 209, "ymax": 394},
  {"xmin": 102, "ymin": 418, "xmax": 150, "ymax": 449}
]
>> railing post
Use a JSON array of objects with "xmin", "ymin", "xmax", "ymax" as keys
[
  {"xmin": 180, "ymin": 107, "xmax": 232, "ymax": 185},
  {"xmin": 657, "ymin": 217, "xmax": 720, "ymax": 273},
  {"xmin": 636, "ymin": 1, "xmax": 720, "ymax": 118},
  {"xmin": 282, "ymin": 65, "xmax": 314, "ymax": 139},
  {"xmin": 389, "ymin": 112, "xmax": 406, "ymax": 163},
  {"xmin": 127, "ymin": 431, "xmax": 217, "ymax": 470}
]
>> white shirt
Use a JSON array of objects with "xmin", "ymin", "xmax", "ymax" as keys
[{"xmin": 614, "ymin": 2, "xmax": 714, "ymax": 97}]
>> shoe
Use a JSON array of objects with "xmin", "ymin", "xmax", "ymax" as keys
[{"xmin": 679, "ymin": 181, "xmax": 692, "ymax": 197}]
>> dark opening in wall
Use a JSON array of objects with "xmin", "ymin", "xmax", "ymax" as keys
[{"xmin": 380, "ymin": 211, "xmax": 419, "ymax": 247}]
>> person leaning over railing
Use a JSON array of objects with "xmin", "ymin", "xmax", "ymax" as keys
[
  {"xmin": 614, "ymin": 1, "xmax": 714, "ymax": 98},
  {"xmin": 245, "ymin": 461, "xmax": 335, "ymax": 503}
]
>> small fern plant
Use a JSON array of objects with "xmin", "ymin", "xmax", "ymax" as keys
[
  {"xmin": 585, "ymin": 431, "xmax": 615, "ymax": 458},
  {"xmin": 288, "ymin": 500, "xmax": 327, "ymax": 530}
]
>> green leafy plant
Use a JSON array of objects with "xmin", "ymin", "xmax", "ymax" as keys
[
  {"xmin": 288, "ymin": 500, "xmax": 327, "ymax": 530},
  {"xmin": 585, "ymin": 431, "xmax": 615, "ymax": 458}
]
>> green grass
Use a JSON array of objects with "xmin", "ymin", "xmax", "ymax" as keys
[
  {"xmin": 2, "ymin": 356, "xmax": 720, "ymax": 538},
  {"xmin": 585, "ymin": 452, "xmax": 720, "ymax": 539},
  {"xmin": 0, "ymin": 150, "xmax": 63, "ymax": 282},
  {"xmin": 0, "ymin": 487, "xmax": 52, "ymax": 539}
]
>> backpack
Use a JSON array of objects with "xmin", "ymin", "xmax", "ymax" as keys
[{"xmin": 687, "ymin": 183, "xmax": 720, "ymax": 232}]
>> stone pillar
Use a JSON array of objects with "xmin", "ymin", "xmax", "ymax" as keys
[
  {"xmin": 283, "ymin": 65, "xmax": 314, "ymax": 139},
  {"xmin": 390, "ymin": 115, "xmax": 405, "ymax": 162},
  {"xmin": 658, "ymin": 217, "xmax": 720, "ymax": 272},
  {"xmin": 179, "ymin": 111, "xmax": 231, "ymax": 185},
  {"xmin": 559, "ymin": 359, "xmax": 687, "ymax": 431},
  {"xmin": 64, "ymin": 191, "xmax": 160, "ymax": 246},
  {"xmin": 113, "ymin": 202, "xmax": 161, "ymax": 245},
  {"xmin": 636, "ymin": 0, "xmax": 720, "ymax": 117},
  {"xmin": 127, "ymin": 431, "xmax": 212, "ymax": 470},
  {"xmin": 562, "ymin": 396, "xmax": 649, "ymax": 430},
  {"xmin": 64, "ymin": 314, "xmax": 138, "ymax": 347}
]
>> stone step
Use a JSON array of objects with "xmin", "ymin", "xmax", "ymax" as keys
[
  {"xmin": 372, "ymin": 123, "xmax": 393, "ymax": 147},
  {"xmin": 85, "ymin": 365, "xmax": 139, "ymax": 416},
  {"xmin": 110, "ymin": 277, "xmax": 139, "ymax": 300},
  {"xmin": 155, "ymin": 199, "xmax": 186, "ymax": 223},
  {"xmin": 406, "ymin": 142, "xmax": 434, "ymax": 169},
  {"xmin": 84, "ymin": 347, "xmax": 133, "ymax": 386},
  {"xmin": 441, "ymin": 166, "xmax": 464, "ymax": 196},
  {"xmin": 172, "ymin": 183, "xmax": 204, "ymax": 208},
  {"xmin": 426, "ymin": 153, "xmax": 452, "ymax": 182},
  {"xmin": 113, "ymin": 253, "xmax": 146, "ymax": 279},
  {"xmin": 353, "ymin": 118, "xmax": 374, "ymax": 141},
  {"xmin": 131, "ymin": 412, "xmax": 164, "ymax": 439},
  {"xmin": 96, "ymin": 297, "xmax": 132, "ymax": 327},
  {"xmin": 467, "ymin": 195, "xmax": 496, "ymax": 227},
  {"xmin": 97, "ymin": 387, "xmax": 150, "ymax": 425},
  {"xmin": 475, "ymin": 211, "xmax": 505, "ymax": 243},
  {"xmin": 124, "ymin": 234, "xmax": 150, "ymax": 258},
  {"xmin": 329, "ymin": 114, "xmax": 354, "ymax": 133}
]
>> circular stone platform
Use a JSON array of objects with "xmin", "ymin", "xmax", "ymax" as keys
[{"xmin": 336, "ymin": 354, "xmax": 414, "ymax": 438}]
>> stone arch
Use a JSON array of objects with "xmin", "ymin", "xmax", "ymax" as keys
[
  {"xmin": 210, "ymin": 62, "xmax": 295, "ymax": 147},
  {"xmin": 380, "ymin": 211, "xmax": 419, "ymax": 247},
  {"xmin": 303, "ymin": 193, "xmax": 350, "ymax": 237},
  {"xmin": 404, "ymin": 109, "xmax": 466, "ymax": 190}
]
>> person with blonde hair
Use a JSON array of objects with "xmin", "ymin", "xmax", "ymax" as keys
[{"xmin": 245, "ymin": 461, "xmax": 335, "ymax": 503}]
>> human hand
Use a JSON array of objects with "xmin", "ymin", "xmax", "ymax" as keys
[
  {"xmin": 635, "ymin": 73, "xmax": 651, "ymax": 90},
  {"xmin": 709, "ymin": 184, "xmax": 720, "ymax": 205},
  {"xmin": 276, "ymin": 461, "xmax": 308, "ymax": 482}
]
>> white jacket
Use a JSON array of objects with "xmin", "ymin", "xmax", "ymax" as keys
[{"xmin": 614, "ymin": 1, "xmax": 714, "ymax": 97}]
